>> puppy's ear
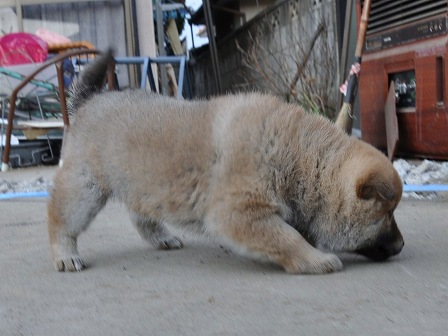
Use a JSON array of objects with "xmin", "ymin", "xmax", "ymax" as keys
[{"xmin": 356, "ymin": 171, "xmax": 397, "ymax": 201}]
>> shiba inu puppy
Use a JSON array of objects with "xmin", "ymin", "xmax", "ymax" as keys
[{"xmin": 48, "ymin": 51, "xmax": 404, "ymax": 273}]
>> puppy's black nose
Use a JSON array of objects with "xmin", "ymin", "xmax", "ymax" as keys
[
  {"xmin": 382, "ymin": 236, "xmax": 404, "ymax": 259},
  {"xmin": 356, "ymin": 221, "xmax": 404, "ymax": 261},
  {"xmin": 356, "ymin": 242, "xmax": 403, "ymax": 261}
]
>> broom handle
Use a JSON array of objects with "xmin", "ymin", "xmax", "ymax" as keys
[
  {"xmin": 335, "ymin": 0, "xmax": 373, "ymax": 134},
  {"xmin": 342, "ymin": 0, "xmax": 372, "ymax": 105},
  {"xmin": 354, "ymin": 0, "xmax": 372, "ymax": 61}
]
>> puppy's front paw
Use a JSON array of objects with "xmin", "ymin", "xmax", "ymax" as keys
[
  {"xmin": 310, "ymin": 252, "xmax": 343, "ymax": 274},
  {"xmin": 283, "ymin": 252, "xmax": 343, "ymax": 274},
  {"xmin": 54, "ymin": 256, "xmax": 86, "ymax": 272},
  {"xmin": 157, "ymin": 236, "xmax": 183, "ymax": 250}
]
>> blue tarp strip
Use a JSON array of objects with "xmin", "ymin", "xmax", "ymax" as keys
[
  {"xmin": 0, "ymin": 191, "xmax": 49, "ymax": 200},
  {"xmin": 403, "ymin": 184, "xmax": 448, "ymax": 192},
  {"xmin": 0, "ymin": 185, "xmax": 447, "ymax": 200}
]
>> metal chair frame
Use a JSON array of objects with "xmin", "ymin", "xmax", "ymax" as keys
[{"xmin": 1, "ymin": 49, "xmax": 188, "ymax": 172}]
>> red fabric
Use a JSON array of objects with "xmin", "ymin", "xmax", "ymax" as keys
[
  {"xmin": 36, "ymin": 28, "xmax": 71, "ymax": 45},
  {"xmin": 0, "ymin": 33, "xmax": 49, "ymax": 66}
]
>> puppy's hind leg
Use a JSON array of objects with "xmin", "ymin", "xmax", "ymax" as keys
[
  {"xmin": 205, "ymin": 204, "xmax": 342, "ymax": 274},
  {"xmin": 48, "ymin": 166, "xmax": 108, "ymax": 271},
  {"xmin": 130, "ymin": 212, "xmax": 183, "ymax": 250}
]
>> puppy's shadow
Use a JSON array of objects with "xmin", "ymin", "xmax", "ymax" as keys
[
  {"xmin": 82, "ymin": 240, "xmax": 401, "ymax": 274},
  {"xmin": 84, "ymin": 240, "xmax": 282, "ymax": 274}
]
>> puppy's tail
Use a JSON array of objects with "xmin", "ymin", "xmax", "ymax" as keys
[{"xmin": 69, "ymin": 48, "xmax": 114, "ymax": 114}]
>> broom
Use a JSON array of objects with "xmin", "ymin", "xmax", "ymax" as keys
[{"xmin": 335, "ymin": 0, "xmax": 372, "ymax": 135}]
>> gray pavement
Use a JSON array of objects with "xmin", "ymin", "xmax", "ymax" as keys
[{"xmin": 1, "ymin": 166, "xmax": 447, "ymax": 336}]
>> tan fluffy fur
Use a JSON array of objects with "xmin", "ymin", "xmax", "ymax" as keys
[{"xmin": 48, "ymin": 56, "xmax": 404, "ymax": 274}]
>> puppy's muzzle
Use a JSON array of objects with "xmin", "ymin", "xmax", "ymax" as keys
[{"xmin": 356, "ymin": 216, "xmax": 404, "ymax": 261}]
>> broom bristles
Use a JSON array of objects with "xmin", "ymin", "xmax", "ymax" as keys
[{"xmin": 335, "ymin": 103, "xmax": 353, "ymax": 135}]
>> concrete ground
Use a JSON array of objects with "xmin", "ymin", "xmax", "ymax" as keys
[{"xmin": 1, "ymin": 166, "xmax": 447, "ymax": 336}]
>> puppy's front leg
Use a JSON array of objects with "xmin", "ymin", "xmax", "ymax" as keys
[{"xmin": 206, "ymin": 208, "xmax": 342, "ymax": 274}]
